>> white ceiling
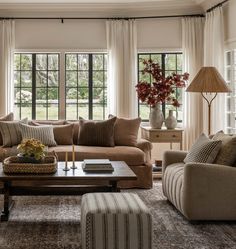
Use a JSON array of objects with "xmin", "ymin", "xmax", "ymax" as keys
[{"xmin": 0, "ymin": 0, "xmax": 223, "ymax": 17}]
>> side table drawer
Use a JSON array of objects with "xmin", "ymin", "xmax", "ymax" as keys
[{"xmin": 150, "ymin": 131, "xmax": 182, "ymax": 142}]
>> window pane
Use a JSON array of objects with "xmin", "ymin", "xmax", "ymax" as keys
[
  {"xmin": 93, "ymin": 72, "xmax": 104, "ymax": 87},
  {"xmin": 151, "ymin": 54, "xmax": 161, "ymax": 64},
  {"xmin": 66, "ymin": 54, "xmax": 77, "ymax": 70},
  {"xmin": 165, "ymin": 54, "xmax": 176, "ymax": 70},
  {"xmin": 36, "ymin": 105, "xmax": 47, "ymax": 120},
  {"xmin": 78, "ymin": 104, "xmax": 89, "ymax": 119},
  {"xmin": 66, "ymin": 88, "xmax": 78, "ymax": 103},
  {"xmin": 48, "ymin": 54, "xmax": 59, "ymax": 70},
  {"xmin": 66, "ymin": 71, "xmax": 77, "ymax": 87},
  {"xmin": 48, "ymin": 71, "xmax": 59, "ymax": 87},
  {"xmin": 93, "ymin": 54, "xmax": 104, "ymax": 70},
  {"xmin": 93, "ymin": 88, "xmax": 104, "ymax": 104},
  {"xmin": 139, "ymin": 55, "xmax": 150, "ymax": 71},
  {"xmin": 21, "ymin": 88, "xmax": 32, "ymax": 103},
  {"xmin": 139, "ymin": 104, "xmax": 150, "ymax": 120},
  {"xmin": 36, "ymin": 54, "xmax": 47, "ymax": 70},
  {"xmin": 78, "ymin": 88, "xmax": 89, "ymax": 102},
  {"xmin": 14, "ymin": 104, "xmax": 20, "ymax": 120},
  {"xmin": 177, "ymin": 54, "xmax": 182, "ymax": 71},
  {"xmin": 48, "ymin": 104, "xmax": 58, "ymax": 120},
  {"xmin": 93, "ymin": 104, "xmax": 104, "ymax": 120},
  {"xmin": 78, "ymin": 71, "xmax": 89, "ymax": 87},
  {"xmin": 14, "ymin": 71, "xmax": 20, "ymax": 87},
  {"xmin": 14, "ymin": 54, "xmax": 21, "ymax": 70},
  {"xmin": 36, "ymin": 71, "xmax": 47, "ymax": 87},
  {"xmin": 21, "ymin": 71, "xmax": 32, "ymax": 87},
  {"xmin": 48, "ymin": 88, "xmax": 59, "ymax": 104},
  {"xmin": 21, "ymin": 54, "xmax": 32, "ymax": 70},
  {"xmin": 78, "ymin": 54, "xmax": 88, "ymax": 70},
  {"xmin": 21, "ymin": 103, "xmax": 32, "ymax": 119},
  {"xmin": 36, "ymin": 88, "xmax": 47, "ymax": 104},
  {"xmin": 66, "ymin": 104, "xmax": 77, "ymax": 120}
]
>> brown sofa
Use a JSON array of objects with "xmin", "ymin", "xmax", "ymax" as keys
[
  {"xmin": 162, "ymin": 150, "xmax": 236, "ymax": 220},
  {"xmin": 0, "ymin": 120, "xmax": 153, "ymax": 189}
]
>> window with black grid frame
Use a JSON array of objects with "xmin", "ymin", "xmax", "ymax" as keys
[
  {"xmin": 14, "ymin": 53, "xmax": 60, "ymax": 120},
  {"xmin": 138, "ymin": 53, "xmax": 183, "ymax": 122},
  {"xmin": 65, "ymin": 53, "xmax": 107, "ymax": 120}
]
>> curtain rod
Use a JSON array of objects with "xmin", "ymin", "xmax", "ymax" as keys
[
  {"xmin": 0, "ymin": 14, "xmax": 204, "ymax": 21},
  {"xmin": 206, "ymin": 0, "xmax": 229, "ymax": 13}
]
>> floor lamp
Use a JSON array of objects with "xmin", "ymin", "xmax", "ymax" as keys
[{"xmin": 186, "ymin": 67, "xmax": 231, "ymax": 135}]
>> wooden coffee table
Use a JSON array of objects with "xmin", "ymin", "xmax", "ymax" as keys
[{"xmin": 0, "ymin": 161, "xmax": 137, "ymax": 221}]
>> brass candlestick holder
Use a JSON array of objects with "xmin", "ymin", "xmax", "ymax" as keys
[
  {"xmin": 63, "ymin": 152, "xmax": 70, "ymax": 171},
  {"xmin": 71, "ymin": 145, "xmax": 77, "ymax": 169}
]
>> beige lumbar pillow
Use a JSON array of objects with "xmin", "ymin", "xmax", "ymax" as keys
[
  {"xmin": 109, "ymin": 115, "xmax": 141, "ymax": 147},
  {"xmin": 19, "ymin": 123, "xmax": 57, "ymax": 146},
  {"xmin": 212, "ymin": 131, "xmax": 236, "ymax": 166},
  {"xmin": 184, "ymin": 133, "xmax": 222, "ymax": 164}
]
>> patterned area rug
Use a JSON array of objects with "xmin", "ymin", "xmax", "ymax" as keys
[{"xmin": 0, "ymin": 181, "xmax": 236, "ymax": 249}]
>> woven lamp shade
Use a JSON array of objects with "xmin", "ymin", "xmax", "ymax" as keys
[{"xmin": 186, "ymin": 67, "xmax": 231, "ymax": 93}]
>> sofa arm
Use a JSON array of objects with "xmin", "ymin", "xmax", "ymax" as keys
[
  {"xmin": 182, "ymin": 163, "xmax": 236, "ymax": 220},
  {"xmin": 137, "ymin": 139, "xmax": 153, "ymax": 152},
  {"xmin": 162, "ymin": 150, "xmax": 187, "ymax": 173}
]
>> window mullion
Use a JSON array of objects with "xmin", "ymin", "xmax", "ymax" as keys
[
  {"xmin": 60, "ymin": 52, "xmax": 66, "ymax": 119},
  {"xmin": 32, "ymin": 54, "xmax": 36, "ymax": 120},
  {"xmin": 89, "ymin": 54, "xmax": 93, "ymax": 119},
  {"xmin": 162, "ymin": 53, "xmax": 166, "ymax": 119}
]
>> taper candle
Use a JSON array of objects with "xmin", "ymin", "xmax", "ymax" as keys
[
  {"xmin": 72, "ymin": 144, "xmax": 75, "ymax": 163},
  {"xmin": 65, "ymin": 152, "xmax": 68, "ymax": 166},
  {"xmin": 63, "ymin": 151, "xmax": 70, "ymax": 171}
]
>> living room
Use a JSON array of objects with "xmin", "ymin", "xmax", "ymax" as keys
[{"xmin": 0, "ymin": 0, "xmax": 236, "ymax": 248}]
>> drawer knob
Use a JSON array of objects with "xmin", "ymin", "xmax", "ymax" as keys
[
  {"xmin": 172, "ymin": 135, "xmax": 176, "ymax": 137},
  {"xmin": 156, "ymin": 135, "xmax": 159, "ymax": 138}
]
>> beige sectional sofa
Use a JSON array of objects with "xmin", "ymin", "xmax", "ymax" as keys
[
  {"xmin": 0, "ymin": 119, "xmax": 153, "ymax": 189},
  {"xmin": 162, "ymin": 150, "xmax": 236, "ymax": 220}
]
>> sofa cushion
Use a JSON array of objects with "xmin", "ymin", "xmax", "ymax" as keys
[
  {"xmin": 212, "ymin": 131, "xmax": 236, "ymax": 166},
  {"xmin": 53, "ymin": 124, "xmax": 73, "ymax": 145},
  {"xmin": 19, "ymin": 123, "xmax": 57, "ymax": 146},
  {"xmin": 162, "ymin": 163, "xmax": 185, "ymax": 213},
  {"xmin": 0, "ymin": 118, "xmax": 28, "ymax": 147},
  {"xmin": 184, "ymin": 133, "xmax": 222, "ymax": 164},
  {"xmin": 109, "ymin": 115, "xmax": 141, "ymax": 146},
  {"xmin": 30, "ymin": 122, "xmax": 73, "ymax": 145},
  {"xmin": 0, "ymin": 113, "xmax": 14, "ymax": 145},
  {"xmin": 48, "ymin": 145, "xmax": 145, "ymax": 166},
  {"xmin": 66, "ymin": 121, "xmax": 80, "ymax": 144},
  {"xmin": 78, "ymin": 117, "xmax": 116, "ymax": 147},
  {"xmin": 30, "ymin": 120, "xmax": 66, "ymax": 126}
]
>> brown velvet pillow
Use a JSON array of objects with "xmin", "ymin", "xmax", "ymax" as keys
[
  {"xmin": 109, "ymin": 115, "xmax": 141, "ymax": 147},
  {"xmin": 78, "ymin": 117, "xmax": 117, "ymax": 147},
  {"xmin": 0, "ymin": 113, "xmax": 14, "ymax": 145},
  {"xmin": 66, "ymin": 121, "xmax": 80, "ymax": 144},
  {"xmin": 53, "ymin": 124, "xmax": 73, "ymax": 145}
]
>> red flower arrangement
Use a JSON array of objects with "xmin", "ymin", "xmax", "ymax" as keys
[{"xmin": 136, "ymin": 59, "xmax": 189, "ymax": 107}]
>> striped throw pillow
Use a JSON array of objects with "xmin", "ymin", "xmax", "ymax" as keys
[
  {"xmin": 19, "ymin": 123, "xmax": 57, "ymax": 146},
  {"xmin": 0, "ymin": 113, "xmax": 14, "ymax": 145},
  {"xmin": 0, "ymin": 118, "xmax": 28, "ymax": 147},
  {"xmin": 184, "ymin": 133, "xmax": 222, "ymax": 164}
]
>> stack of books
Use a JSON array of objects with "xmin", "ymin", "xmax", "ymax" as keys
[{"xmin": 82, "ymin": 159, "xmax": 114, "ymax": 172}]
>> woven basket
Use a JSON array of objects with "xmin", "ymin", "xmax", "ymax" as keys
[{"xmin": 3, "ymin": 156, "xmax": 57, "ymax": 174}]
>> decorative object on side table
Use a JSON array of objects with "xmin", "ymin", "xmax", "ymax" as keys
[
  {"xmin": 17, "ymin": 138, "xmax": 45, "ymax": 163},
  {"xmin": 165, "ymin": 109, "xmax": 177, "ymax": 129},
  {"xmin": 186, "ymin": 67, "xmax": 231, "ymax": 135},
  {"xmin": 136, "ymin": 59, "xmax": 189, "ymax": 129}
]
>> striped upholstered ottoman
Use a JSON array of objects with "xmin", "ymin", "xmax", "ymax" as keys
[{"xmin": 81, "ymin": 192, "xmax": 152, "ymax": 249}]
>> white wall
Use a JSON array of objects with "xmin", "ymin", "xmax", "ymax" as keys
[
  {"xmin": 224, "ymin": 0, "xmax": 236, "ymax": 49},
  {"xmin": 15, "ymin": 18, "xmax": 182, "ymax": 51}
]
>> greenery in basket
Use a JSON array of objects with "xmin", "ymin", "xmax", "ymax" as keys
[{"xmin": 17, "ymin": 139, "xmax": 45, "ymax": 160}]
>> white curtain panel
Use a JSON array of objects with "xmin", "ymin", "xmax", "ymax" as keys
[
  {"xmin": 182, "ymin": 17, "xmax": 205, "ymax": 150},
  {"xmin": 106, "ymin": 20, "xmax": 138, "ymax": 118},
  {"xmin": 204, "ymin": 6, "xmax": 226, "ymax": 134},
  {"xmin": 0, "ymin": 20, "xmax": 15, "ymax": 116}
]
